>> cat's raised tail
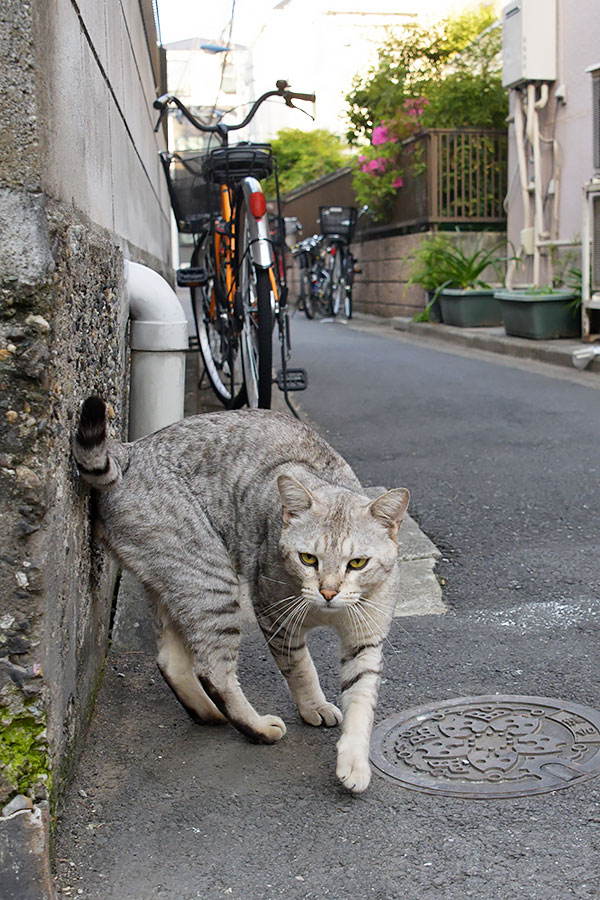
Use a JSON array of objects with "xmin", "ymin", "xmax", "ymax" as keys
[{"xmin": 73, "ymin": 396, "xmax": 125, "ymax": 490}]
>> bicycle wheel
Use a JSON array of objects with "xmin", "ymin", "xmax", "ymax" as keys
[
  {"xmin": 236, "ymin": 198, "xmax": 273, "ymax": 408},
  {"xmin": 191, "ymin": 239, "xmax": 245, "ymax": 408},
  {"xmin": 302, "ymin": 268, "xmax": 315, "ymax": 319},
  {"xmin": 331, "ymin": 249, "xmax": 345, "ymax": 317},
  {"xmin": 344, "ymin": 252, "xmax": 353, "ymax": 320}
]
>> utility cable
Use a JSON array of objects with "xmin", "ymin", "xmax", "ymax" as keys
[{"xmin": 210, "ymin": 0, "xmax": 237, "ymax": 121}]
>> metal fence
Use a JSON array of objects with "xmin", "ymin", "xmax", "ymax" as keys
[{"xmin": 389, "ymin": 128, "xmax": 507, "ymax": 230}]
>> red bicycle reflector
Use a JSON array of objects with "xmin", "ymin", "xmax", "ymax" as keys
[
  {"xmin": 329, "ymin": 246, "xmax": 337, "ymax": 256},
  {"xmin": 249, "ymin": 192, "xmax": 266, "ymax": 219}
]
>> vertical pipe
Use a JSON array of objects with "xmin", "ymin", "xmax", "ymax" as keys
[{"xmin": 125, "ymin": 260, "xmax": 189, "ymax": 440}]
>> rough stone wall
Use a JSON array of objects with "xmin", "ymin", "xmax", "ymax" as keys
[
  {"xmin": 0, "ymin": 198, "xmax": 129, "ymax": 807},
  {"xmin": 0, "ymin": 0, "xmax": 170, "ymax": 813}
]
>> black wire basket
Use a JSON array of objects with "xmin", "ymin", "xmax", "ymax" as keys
[
  {"xmin": 318, "ymin": 205, "xmax": 358, "ymax": 241},
  {"xmin": 203, "ymin": 142, "xmax": 274, "ymax": 185},
  {"xmin": 160, "ymin": 150, "xmax": 221, "ymax": 233}
]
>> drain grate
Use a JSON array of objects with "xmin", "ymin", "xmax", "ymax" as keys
[{"xmin": 370, "ymin": 695, "xmax": 600, "ymax": 798}]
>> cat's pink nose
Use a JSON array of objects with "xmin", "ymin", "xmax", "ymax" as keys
[{"xmin": 320, "ymin": 588, "xmax": 338, "ymax": 602}]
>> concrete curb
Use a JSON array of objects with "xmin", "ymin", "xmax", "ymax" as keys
[{"xmin": 359, "ymin": 313, "xmax": 600, "ymax": 375}]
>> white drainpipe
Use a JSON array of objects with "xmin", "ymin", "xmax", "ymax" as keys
[{"xmin": 125, "ymin": 260, "xmax": 188, "ymax": 441}]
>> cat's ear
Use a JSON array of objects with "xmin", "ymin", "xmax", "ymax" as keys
[
  {"xmin": 278, "ymin": 475, "xmax": 315, "ymax": 525},
  {"xmin": 368, "ymin": 488, "xmax": 410, "ymax": 539}
]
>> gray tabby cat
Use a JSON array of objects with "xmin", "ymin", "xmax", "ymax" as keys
[{"xmin": 73, "ymin": 398, "xmax": 409, "ymax": 793}]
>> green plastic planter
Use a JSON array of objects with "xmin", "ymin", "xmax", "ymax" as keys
[
  {"xmin": 439, "ymin": 288, "xmax": 502, "ymax": 327},
  {"xmin": 494, "ymin": 290, "xmax": 580, "ymax": 340}
]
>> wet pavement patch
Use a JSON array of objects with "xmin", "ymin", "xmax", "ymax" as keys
[{"xmin": 370, "ymin": 695, "xmax": 600, "ymax": 798}]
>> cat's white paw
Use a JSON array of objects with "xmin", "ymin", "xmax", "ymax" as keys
[
  {"xmin": 300, "ymin": 702, "xmax": 343, "ymax": 727},
  {"xmin": 256, "ymin": 714, "xmax": 287, "ymax": 743},
  {"xmin": 336, "ymin": 745, "xmax": 372, "ymax": 794}
]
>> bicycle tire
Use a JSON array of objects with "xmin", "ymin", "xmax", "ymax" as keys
[
  {"xmin": 344, "ymin": 253, "xmax": 353, "ymax": 320},
  {"xmin": 331, "ymin": 249, "xmax": 345, "ymax": 317},
  {"xmin": 191, "ymin": 239, "xmax": 245, "ymax": 408},
  {"xmin": 302, "ymin": 269, "xmax": 315, "ymax": 319},
  {"xmin": 236, "ymin": 197, "xmax": 273, "ymax": 408}
]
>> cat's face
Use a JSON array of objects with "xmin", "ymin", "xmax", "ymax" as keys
[{"xmin": 277, "ymin": 475, "xmax": 409, "ymax": 611}]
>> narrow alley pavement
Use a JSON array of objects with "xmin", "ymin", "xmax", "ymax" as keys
[{"xmin": 54, "ymin": 318, "xmax": 600, "ymax": 900}]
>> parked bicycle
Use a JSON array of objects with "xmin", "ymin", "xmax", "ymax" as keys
[
  {"xmin": 318, "ymin": 205, "xmax": 364, "ymax": 320},
  {"xmin": 154, "ymin": 80, "xmax": 313, "ymax": 410},
  {"xmin": 291, "ymin": 206, "xmax": 365, "ymax": 321},
  {"xmin": 291, "ymin": 234, "xmax": 324, "ymax": 319}
]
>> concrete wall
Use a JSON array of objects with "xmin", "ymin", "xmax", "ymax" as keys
[
  {"xmin": 351, "ymin": 231, "xmax": 506, "ymax": 318},
  {"xmin": 0, "ymin": 0, "xmax": 171, "ymax": 813},
  {"xmin": 286, "ymin": 230, "xmax": 506, "ymax": 319},
  {"xmin": 504, "ymin": 0, "xmax": 600, "ymax": 286}
]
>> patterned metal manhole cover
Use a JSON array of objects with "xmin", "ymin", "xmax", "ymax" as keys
[{"xmin": 370, "ymin": 695, "xmax": 600, "ymax": 798}]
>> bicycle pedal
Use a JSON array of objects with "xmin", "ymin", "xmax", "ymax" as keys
[
  {"xmin": 276, "ymin": 368, "xmax": 308, "ymax": 392},
  {"xmin": 177, "ymin": 267, "xmax": 209, "ymax": 288}
]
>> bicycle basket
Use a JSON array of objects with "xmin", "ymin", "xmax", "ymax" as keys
[
  {"xmin": 203, "ymin": 142, "xmax": 274, "ymax": 185},
  {"xmin": 160, "ymin": 150, "xmax": 221, "ymax": 233},
  {"xmin": 318, "ymin": 206, "xmax": 358, "ymax": 241}
]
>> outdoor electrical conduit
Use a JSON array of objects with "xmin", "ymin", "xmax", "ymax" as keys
[{"xmin": 125, "ymin": 260, "xmax": 188, "ymax": 441}]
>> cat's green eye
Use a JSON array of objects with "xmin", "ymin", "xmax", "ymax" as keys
[
  {"xmin": 299, "ymin": 552, "xmax": 318, "ymax": 567},
  {"xmin": 348, "ymin": 557, "xmax": 368, "ymax": 570}
]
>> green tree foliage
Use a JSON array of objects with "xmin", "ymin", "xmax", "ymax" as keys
[
  {"xmin": 345, "ymin": 4, "xmax": 507, "ymax": 219},
  {"xmin": 265, "ymin": 128, "xmax": 350, "ymax": 197}
]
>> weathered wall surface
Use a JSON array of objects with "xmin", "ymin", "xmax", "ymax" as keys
[{"xmin": 0, "ymin": 0, "xmax": 170, "ymax": 815}]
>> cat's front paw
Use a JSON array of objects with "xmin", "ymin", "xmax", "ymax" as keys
[
  {"xmin": 300, "ymin": 701, "xmax": 343, "ymax": 727},
  {"xmin": 336, "ymin": 743, "xmax": 372, "ymax": 794},
  {"xmin": 255, "ymin": 714, "xmax": 287, "ymax": 744}
]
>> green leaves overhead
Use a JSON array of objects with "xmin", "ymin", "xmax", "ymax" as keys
[
  {"xmin": 266, "ymin": 128, "xmax": 351, "ymax": 198},
  {"xmin": 345, "ymin": 5, "xmax": 506, "ymax": 145}
]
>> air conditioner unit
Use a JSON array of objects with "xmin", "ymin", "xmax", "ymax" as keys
[{"xmin": 502, "ymin": 0, "xmax": 557, "ymax": 89}]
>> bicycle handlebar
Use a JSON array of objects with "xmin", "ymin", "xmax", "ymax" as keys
[{"xmin": 153, "ymin": 80, "xmax": 315, "ymax": 134}]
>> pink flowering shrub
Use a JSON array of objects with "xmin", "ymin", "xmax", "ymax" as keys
[{"xmin": 353, "ymin": 102, "xmax": 427, "ymax": 219}]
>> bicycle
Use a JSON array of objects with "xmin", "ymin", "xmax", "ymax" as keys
[
  {"xmin": 291, "ymin": 234, "xmax": 323, "ymax": 319},
  {"xmin": 154, "ymin": 80, "xmax": 313, "ymax": 410},
  {"xmin": 318, "ymin": 205, "xmax": 365, "ymax": 320}
]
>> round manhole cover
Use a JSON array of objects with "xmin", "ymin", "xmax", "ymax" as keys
[{"xmin": 370, "ymin": 695, "xmax": 600, "ymax": 798}]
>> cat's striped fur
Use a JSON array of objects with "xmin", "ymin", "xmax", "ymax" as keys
[{"xmin": 73, "ymin": 398, "xmax": 409, "ymax": 793}]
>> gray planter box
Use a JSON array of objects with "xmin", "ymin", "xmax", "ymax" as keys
[
  {"xmin": 439, "ymin": 288, "xmax": 502, "ymax": 327},
  {"xmin": 495, "ymin": 290, "xmax": 580, "ymax": 340}
]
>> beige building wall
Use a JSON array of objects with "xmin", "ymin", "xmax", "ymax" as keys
[{"xmin": 504, "ymin": 0, "xmax": 600, "ymax": 286}]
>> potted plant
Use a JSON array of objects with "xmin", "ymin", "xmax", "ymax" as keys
[
  {"xmin": 409, "ymin": 232, "xmax": 506, "ymax": 326},
  {"xmin": 494, "ymin": 267, "xmax": 581, "ymax": 340}
]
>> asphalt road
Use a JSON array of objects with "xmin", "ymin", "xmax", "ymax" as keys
[{"xmin": 54, "ymin": 319, "xmax": 600, "ymax": 900}]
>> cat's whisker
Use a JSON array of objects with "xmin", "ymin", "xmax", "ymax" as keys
[
  {"xmin": 353, "ymin": 603, "xmax": 401, "ymax": 654},
  {"xmin": 258, "ymin": 593, "xmax": 299, "ymax": 617},
  {"xmin": 352, "ymin": 601, "xmax": 372, "ymax": 644},
  {"xmin": 260, "ymin": 595, "xmax": 300, "ymax": 630},
  {"xmin": 347, "ymin": 603, "xmax": 366, "ymax": 646},
  {"xmin": 264, "ymin": 599, "xmax": 304, "ymax": 636},
  {"xmin": 285, "ymin": 598, "xmax": 311, "ymax": 664},
  {"xmin": 265, "ymin": 597, "xmax": 307, "ymax": 646},
  {"xmin": 358, "ymin": 596, "xmax": 414, "ymax": 642},
  {"xmin": 261, "ymin": 574, "xmax": 289, "ymax": 586}
]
